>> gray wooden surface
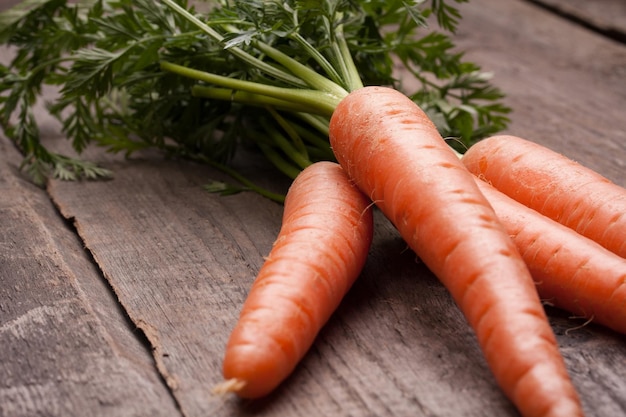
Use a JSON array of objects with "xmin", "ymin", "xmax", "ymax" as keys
[
  {"xmin": 530, "ymin": 0, "xmax": 626, "ymax": 41},
  {"xmin": 1, "ymin": 1, "xmax": 625, "ymax": 416}
]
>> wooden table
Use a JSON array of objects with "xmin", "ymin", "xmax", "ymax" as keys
[{"xmin": 1, "ymin": 1, "xmax": 625, "ymax": 416}]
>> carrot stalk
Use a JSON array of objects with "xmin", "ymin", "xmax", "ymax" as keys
[
  {"xmin": 462, "ymin": 135, "xmax": 626, "ymax": 258},
  {"xmin": 475, "ymin": 177, "xmax": 626, "ymax": 335},
  {"xmin": 329, "ymin": 86, "xmax": 583, "ymax": 417},
  {"xmin": 218, "ymin": 161, "xmax": 374, "ymax": 398}
]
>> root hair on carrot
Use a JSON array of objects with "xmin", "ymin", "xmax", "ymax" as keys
[
  {"xmin": 565, "ymin": 315, "xmax": 595, "ymax": 335},
  {"xmin": 476, "ymin": 173, "xmax": 490, "ymax": 184},
  {"xmin": 443, "ymin": 136, "xmax": 467, "ymax": 151},
  {"xmin": 362, "ymin": 200, "xmax": 379, "ymax": 217},
  {"xmin": 212, "ymin": 378, "xmax": 247, "ymax": 396},
  {"xmin": 539, "ymin": 296, "xmax": 555, "ymax": 307}
]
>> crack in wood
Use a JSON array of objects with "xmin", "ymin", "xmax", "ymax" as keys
[
  {"xmin": 134, "ymin": 318, "xmax": 181, "ymax": 391},
  {"xmin": 45, "ymin": 193, "xmax": 187, "ymax": 417},
  {"xmin": 524, "ymin": 0, "xmax": 626, "ymax": 44}
]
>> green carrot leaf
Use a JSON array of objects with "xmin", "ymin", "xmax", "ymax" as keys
[{"xmin": 0, "ymin": 0, "xmax": 510, "ymax": 188}]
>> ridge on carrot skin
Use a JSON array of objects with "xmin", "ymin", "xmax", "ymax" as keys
[
  {"xmin": 474, "ymin": 177, "xmax": 626, "ymax": 335},
  {"xmin": 462, "ymin": 134, "xmax": 626, "ymax": 259},
  {"xmin": 219, "ymin": 161, "xmax": 374, "ymax": 399}
]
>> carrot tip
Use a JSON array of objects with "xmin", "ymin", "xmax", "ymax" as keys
[{"xmin": 211, "ymin": 378, "xmax": 247, "ymax": 396}]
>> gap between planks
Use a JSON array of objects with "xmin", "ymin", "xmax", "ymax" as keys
[
  {"xmin": 522, "ymin": 0, "xmax": 626, "ymax": 44},
  {"xmin": 45, "ymin": 185, "xmax": 188, "ymax": 415}
]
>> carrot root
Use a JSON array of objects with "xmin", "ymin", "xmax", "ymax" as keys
[
  {"xmin": 462, "ymin": 134, "xmax": 626, "ymax": 258},
  {"xmin": 221, "ymin": 161, "xmax": 374, "ymax": 399},
  {"xmin": 329, "ymin": 86, "xmax": 583, "ymax": 417},
  {"xmin": 212, "ymin": 378, "xmax": 247, "ymax": 396},
  {"xmin": 475, "ymin": 177, "xmax": 626, "ymax": 335}
]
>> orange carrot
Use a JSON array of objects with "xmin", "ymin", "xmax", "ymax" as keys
[
  {"xmin": 462, "ymin": 134, "xmax": 626, "ymax": 258},
  {"xmin": 475, "ymin": 177, "xmax": 626, "ymax": 334},
  {"xmin": 217, "ymin": 161, "xmax": 374, "ymax": 399},
  {"xmin": 329, "ymin": 86, "xmax": 583, "ymax": 417}
]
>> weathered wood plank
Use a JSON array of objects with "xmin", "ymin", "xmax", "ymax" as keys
[
  {"xmin": 44, "ymin": 138, "xmax": 626, "ymax": 417},
  {"xmin": 527, "ymin": 0, "xmax": 626, "ymax": 41},
  {"xmin": 453, "ymin": 0, "xmax": 626, "ymax": 187},
  {"xmin": 0, "ymin": 135, "xmax": 181, "ymax": 417},
  {"xmin": 2, "ymin": 0, "xmax": 626, "ymax": 416},
  {"xmin": 0, "ymin": 0, "xmax": 20, "ymax": 10},
  {"xmin": 44, "ymin": 138, "xmax": 291, "ymax": 417},
  {"xmin": 44, "ymin": 136, "xmax": 526, "ymax": 417}
]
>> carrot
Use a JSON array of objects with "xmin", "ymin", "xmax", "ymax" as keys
[
  {"xmin": 462, "ymin": 135, "xmax": 626, "ymax": 258},
  {"xmin": 217, "ymin": 161, "xmax": 374, "ymax": 399},
  {"xmin": 474, "ymin": 177, "xmax": 626, "ymax": 335},
  {"xmin": 329, "ymin": 86, "xmax": 583, "ymax": 417}
]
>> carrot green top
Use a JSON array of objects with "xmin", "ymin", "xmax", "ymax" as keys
[{"xmin": 0, "ymin": 0, "xmax": 510, "ymax": 195}]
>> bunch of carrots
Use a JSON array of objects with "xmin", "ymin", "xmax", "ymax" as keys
[
  {"xmin": 158, "ymin": 3, "xmax": 626, "ymax": 414},
  {"xmin": 216, "ymin": 88, "xmax": 626, "ymax": 417},
  {"xmin": 2, "ymin": 1, "xmax": 625, "ymax": 416}
]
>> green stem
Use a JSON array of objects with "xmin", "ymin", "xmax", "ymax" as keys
[
  {"xmin": 290, "ymin": 123, "xmax": 335, "ymax": 160},
  {"xmin": 335, "ymin": 24, "xmax": 364, "ymax": 91},
  {"xmin": 293, "ymin": 112, "xmax": 330, "ymax": 137},
  {"xmin": 265, "ymin": 106, "xmax": 308, "ymax": 159},
  {"xmin": 160, "ymin": 0, "xmax": 306, "ymax": 88},
  {"xmin": 255, "ymin": 141, "xmax": 302, "ymax": 180},
  {"xmin": 289, "ymin": 32, "xmax": 344, "ymax": 87},
  {"xmin": 216, "ymin": 23, "xmax": 347, "ymax": 97},
  {"xmin": 250, "ymin": 39, "xmax": 348, "ymax": 98},
  {"xmin": 260, "ymin": 117, "xmax": 311, "ymax": 170},
  {"xmin": 160, "ymin": 61, "xmax": 339, "ymax": 116},
  {"xmin": 186, "ymin": 152, "xmax": 287, "ymax": 203},
  {"xmin": 191, "ymin": 86, "xmax": 327, "ymax": 115},
  {"xmin": 25, "ymin": 56, "xmax": 72, "ymax": 77}
]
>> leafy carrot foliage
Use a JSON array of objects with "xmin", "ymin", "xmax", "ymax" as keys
[{"xmin": 0, "ymin": 0, "xmax": 510, "ymax": 186}]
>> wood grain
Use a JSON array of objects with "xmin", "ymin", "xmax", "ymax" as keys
[
  {"xmin": 45, "ymin": 137, "xmax": 523, "ymax": 417},
  {"xmin": 452, "ymin": 0, "xmax": 626, "ymax": 186},
  {"xmin": 44, "ymin": 139, "xmax": 288, "ymax": 417},
  {"xmin": 528, "ymin": 0, "xmax": 626, "ymax": 41},
  {"xmin": 1, "ymin": 0, "xmax": 625, "ymax": 416},
  {"xmin": 0, "ymin": 136, "xmax": 180, "ymax": 417}
]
